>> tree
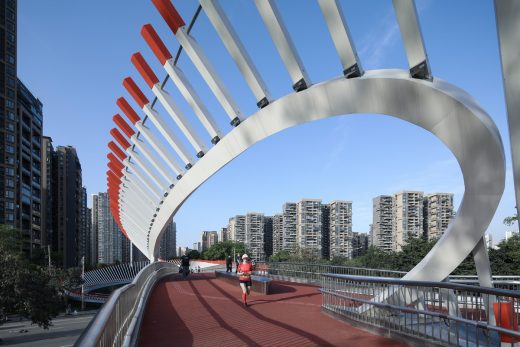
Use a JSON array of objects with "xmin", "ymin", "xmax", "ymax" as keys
[
  {"xmin": 202, "ymin": 241, "xmax": 246, "ymax": 260},
  {"xmin": 269, "ymin": 250, "xmax": 291, "ymax": 262},
  {"xmin": 0, "ymin": 225, "xmax": 61, "ymax": 329},
  {"xmin": 503, "ymin": 208, "xmax": 518, "ymax": 226},
  {"xmin": 489, "ymin": 234, "xmax": 520, "ymax": 275},
  {"xmin": 187, "ymin": 249, "xmax": 200, "ymax": 259}
]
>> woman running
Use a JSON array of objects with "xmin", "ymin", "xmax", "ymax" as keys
[{"xmin": 237, "ymin": 254, "xmax": 254, "ymax": 307}]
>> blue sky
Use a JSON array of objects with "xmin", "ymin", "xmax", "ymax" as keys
[{"xmin": 18, "ymin": 0, "xmax": 517, "ymax": 248}]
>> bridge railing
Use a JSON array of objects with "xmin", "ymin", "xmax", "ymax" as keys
[
  {"xmin": 254, "ymin": 262, "xmax": 406, "ymax": 284},
  {"xmin": 321, "ymin": 273, "xmax": 520, "ymax": 346},
  {"xmin": 75, "ymin": 261, "xmax": 177, "ymax": 347}
]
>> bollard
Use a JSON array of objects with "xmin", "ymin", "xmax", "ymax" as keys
[{"xmin": 493, "ymin": 302, "xmax": 519, "ymax": 343}]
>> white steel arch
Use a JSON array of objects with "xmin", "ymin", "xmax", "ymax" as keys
[
  {"xmin": 148, "ymin": 69, "xmax": 505, "ymax": 283},
  {"xmin": 104, "ymin": 0, "xmax": 516, "ymax": 288}
]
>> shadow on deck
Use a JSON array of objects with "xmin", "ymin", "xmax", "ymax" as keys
[{"xmin": 139, "ymin": 272, "xmax": 407, "ymax": 347}]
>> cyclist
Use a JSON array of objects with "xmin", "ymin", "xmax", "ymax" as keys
[{"xmin": 180, "ymin": 252, "xmax": 190, "ymax": 279}]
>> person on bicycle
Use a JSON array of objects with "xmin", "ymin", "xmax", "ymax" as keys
[{"xmin": 180, "ymin": 252, "xmax": 190, "ymax": 279}]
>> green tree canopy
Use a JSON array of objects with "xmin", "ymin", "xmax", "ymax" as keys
[
  {"xmin": 201, "ymin": 241, "xmax": 246, "ymax": 260},
  {"xmin": 0, "ymin": 225, "xmax": 61, "ymax": 328},
  {"xmin": 489, "ymin": 234, "xmax": 520, "ymax": 275}
]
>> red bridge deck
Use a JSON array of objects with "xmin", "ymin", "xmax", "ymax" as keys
[{"xmin": 139, "ymin": 273, "xmax": 407, "ymax": 347}]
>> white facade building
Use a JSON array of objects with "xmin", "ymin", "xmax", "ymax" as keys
[
  {"xmin": 282, "ymin": 202, "xmax": 297, "ymax": 252},
  {"xmin": 424, "ymin": 193, "xmax": 454, "ymax": 240},
  {"xmin": 246, "ymin": 212, "xmax": 265, "ymax": 261},
  {"xmin": 393, "ymin": 191, "xmax": 424, "ymax": 252},
  {"xmin": 272, "ymin": 214, "xmax": 283, "ymax": 254},
  {"xmin": 372, "ymin": 195, "xmax": 394, "ymax": 252},
  {"xmin": 329, "ymin": 200, "xmax": 353, "ymax": 259},
  {"xmin": 296, "ymin": 199, "xmax": 322, "ymax": 256}
]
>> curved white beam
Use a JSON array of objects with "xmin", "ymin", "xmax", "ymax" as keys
[{"xmin": 147, "ymin": 70, "xmax": 505, "ymax": 286}]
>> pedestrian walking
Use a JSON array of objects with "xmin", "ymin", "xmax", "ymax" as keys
[
  {"xmin": 226, "ymin": 255, "xmax": 233, "ymax": 272},
  {"xmin": 237, "ymin": 254, "xmax": 254, "ymax": 307},
  {"xmin": 235, "ymin": 254, "xmax": 241, "ymax": 273}
]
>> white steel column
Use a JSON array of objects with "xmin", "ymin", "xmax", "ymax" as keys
[
  {"xmin": 254, "ymin": 0, "xmax": 310, "ymax": 91},
  {"xmin": 130, "ymin": 134, "xmax": 177, "ymax": 185},
  {"xmin": 134, "ymin": 121, "xmax": 185, "ymax": 177},
  {"xmin": 318, "ymin": 0, "xmax": 363, "ymax": 78},
  {"xmin": 143, "ymin": 105, "xmax": 194, "ymax": 167},
  {"xmin": 495, "ymin": 0, "xmax": 520, "ymax": 231},
  {"xmin": 393, "ymin": 0, "xmax": 431, "ymax": 79},
  {"xmin": 200, "ymin": 0, "xmax": 272, "ymax": 108}
]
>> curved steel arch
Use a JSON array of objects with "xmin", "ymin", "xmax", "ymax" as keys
[{"xmin": 148, "ymin": 69, "xmax": 505, "ymax": 282}]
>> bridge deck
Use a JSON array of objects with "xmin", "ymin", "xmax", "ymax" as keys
[{"xmin": 139, "ymin": 273, "xmax": 406, "ymax": 346}]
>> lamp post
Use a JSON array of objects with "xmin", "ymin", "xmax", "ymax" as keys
[{"xmin": 81, "ymin": 256, "xmax": 85, "ymax": 311}]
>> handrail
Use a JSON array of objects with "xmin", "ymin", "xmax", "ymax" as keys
[
  {"xmin": 322, "ymin": 273, "xmax": 520, "ymax": 299},
  {"xmin": 321, "ymin": 273, "xmax": 520, "ymax": 346},
  {"xmin": 75, "ymin": 262, "xmax": 177, "ymax": 347}
]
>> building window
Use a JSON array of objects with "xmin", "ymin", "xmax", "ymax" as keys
[
  {"xmin": 5, "ymin": 190, "xmax": 14, "ymax": 198},
  {"xmin": 5, "ymin": 100, "xmax": 14, "ymax": 109},
  {"xmin": 6, "ymin": 145, "xmax": 14, "ymax": 154},
  {"xmin": 6, "ymin": 134, "xmax": 14, "ymax": 143},
  {"xmin": 7, "ymin": 111, "xmax": 14, "ymax": 120},
  {"xmin": 5, "ymin": 168, "xmax": 14, "ymax": 176},
  {"xmin": 6, "ymin": 213, "xmax": 14, "ymax": 222},
  {"xmin": 6, "ymin": 202, "xmax": 14, "ymax": 210},
  {"xmin": 5, "ymin": 179, "xmax": 13, "ymax": 188}
]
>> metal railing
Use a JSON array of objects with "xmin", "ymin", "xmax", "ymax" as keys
[
  {"xmin": 321, "ymin": 273, "xmax": 520, "ymax": 346},
  {"xmin": 257, "ymin": 262, "xmax": 520, "ymax": 291},
  {"xmin": 75, "ymin": 261, "xmax": 177, "ymax": 347},
  {"xmin": 254, "ymin": 262, "xmax": 405, "ymax": 284}
]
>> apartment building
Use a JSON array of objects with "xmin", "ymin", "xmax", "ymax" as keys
[
  {"xmin": 296, "ymin": 199, "xmax": 322, "ymax": 256},
  {"xmin": 228, "ymin": 215, "xmax": 246, "ymax": 243},
  {"xmin": 329, "ymin": 200, "xmax": 353, "ymax": 259},
  {"xmin": 159, "ymin": 221, "xmax": 176, "ymax": 259},
  {"xmin": 272, "ymin": 214, "xmax": 283, "ymax": 254},
  {"xmin": 372, "ymin": 195, "xmax": 394, "ymax": 252},
  {"xmin": 201, "ymin": 230, "xmax": 218, "ymax": 251},
  {"xmin": 282, "ymin": 202, "xmax": 297, "ymax": 252},
  {"xmin": 393, "ymin": 191, "xmax": 424, "ymax": 252},
  {"xmin": 321, "ymin": 204, "xmax": 330, "ymax": 259},
  {"xmin": 246, "ymin": 213, "xmax": 265, "ymax": 261},
  {"xmin": 424, "ymin": 193, "xmax": 454, "ymax": 240}
]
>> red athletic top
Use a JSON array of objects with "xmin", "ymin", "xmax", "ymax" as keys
[{"xmin": 238, "ymin": 262, "xmax": 253, "ymax": 281}]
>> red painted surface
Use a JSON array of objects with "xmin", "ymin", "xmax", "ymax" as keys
[
  {"xmin": 108, "ymin": 154, "xmax": 125, "ymax": 170},
  {"xmin": 123, "ymin": 77, "xmax": 149, "ymax": 109},
  {"xmin": 113, "ymin": 114, "xmax": 136, "ymax": 138},
  {"xmin": 110, "ymin": 128, "xmax": 131, "ymax": 150},
  {"xmin": 151, "ymin": 0, "xmax": 185, "ymax": 34},
  {"xmin": 117, "ymin": 97, "xmax": 141, "ymax": 124},
  {"xmin": 108, "ymin": 162, "xmax": 122, "ymax": 176},
  {"xmin": 131, "ymin": 52, "xmax": 160, "ymax": 89},
  {"xmin": 494, "ymin": 302, "xmax": 520, "ymax": 343},
  {"xmin": 139, "ymin": 273, "xmax": 407, "ymax": 347},
  {"xmin": 109, "ymin": 141, "xmax": 127, "ymax": 161},
  {"xmin": 141, "ymin": 24, "xmax": 172, "ymax": 65}
]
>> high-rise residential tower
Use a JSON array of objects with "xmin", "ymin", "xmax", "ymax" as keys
[
  {"xmin": 423, "ymin": 193, "xmax": 454, "ymax": 240},
  {"xmin": 372, "ymin": 195, "xmax": 394, "ymax": 252},
  {"xmin": 159, "ymin": 221, "xmax": 176, "ymax": 259},
  {"xmin": 329, "ymin": 200, "xmax": 353, "ymax": 259},
  {"xmin": 393, "ymin": 191, "xmax": 424, "ymax": 252},
  {"xmin": 282, "ymin": 202, "xmax": 297, "ymax": 252},
  {"xmin": 272, "ymin": 214, "xmax": 283, "ymax": 254},
  {"xmin": 219, "ymin": 227, "xmax": 228, "ymax": 242},
  {"xmin": 245, "ymin": 212, "xmax": 265, "ymax": 261},
  {"xmin": 263, "ymin": 216, "xmax": 273, "ymax": 258},
  {"xmin": 321, "ymin": 204, "xmax": 330, "ymax": 259},
  {"xmin": 11, "ymin": 80, "xmax": 43, "ymax": 256},
  {"xmin": 228, "ymin": 215, "xmax": 246, "ymax": 243},
  {"xmin": 95, "ymin": 192, "xmax": 123, "ymax": 264},
  {"xmin": 296, "ymin": 199, "xmax": 322, "ymax": 256},
  {"xmin": 201, "ymin": 230, "xmax": 218, "ymax": 251},
  {"xmin": 0, "ymin": 0, "xmax": 18, "ymax": 232},
  {"xmin": 51, "ymin": 146, "xmax": 82, "ymax": 268},
  {"xmin": 91, "ymin": 194, "xmax": 99, "ymax": 266}
]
